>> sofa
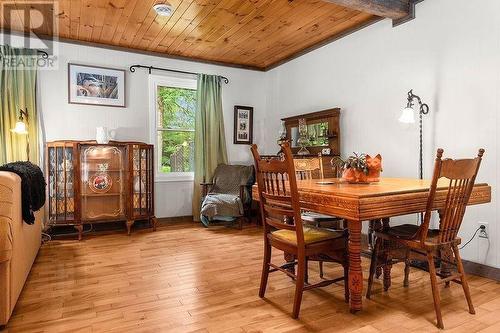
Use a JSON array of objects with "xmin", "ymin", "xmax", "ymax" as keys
[{"xmin": 0, "ymin": 171, "xmax": 42, "ymax": 326}]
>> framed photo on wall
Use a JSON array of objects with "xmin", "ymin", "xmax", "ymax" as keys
[
  {"xmin": 233, "ymin": 105, "xmax": 253, "ymax": 144},
  {"xmin": 68, "ymin": 63, "xmax": 126, "ymax": 107}
]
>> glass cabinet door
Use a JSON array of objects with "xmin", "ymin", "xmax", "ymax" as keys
[
  {"xmin": 132, "ymin": 145, "xmax": 153, "ymax": 217},
  {"xmin": 80, "ymin": 144, "xmax": 127, "ymax": 221},
  {"xmin": 48, "ymin": 144, "xmax": 75, "ymax": 224}
]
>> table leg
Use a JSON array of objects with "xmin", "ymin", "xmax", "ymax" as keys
[
  {"xmin": 440, "ymin": 246, "xmax": 453, "ymax": 287},
  {"xmin": 284, "ymin": 215, "xmax": 296, "ymax": 274},
  {"xmin": 383, "ymin": 251, "xmax": 393, "ymax": 291},
  {"xmin": 348, "ymin": 219, "xmax": 363, "ymax": 313},
  {"xmin": 437, "ymin": 210, "xmax": 452, "ymax": 286},
  {"xmin": 284, "ymin": 252, "xmax": 296, "ymax": 275},
  {"xmin": 368, "ymin": 220, "xmax": 376, "ymax": 251},
  {"xmin": 380, "ymin": 218, "xmax": 391, "ymax": 282}
]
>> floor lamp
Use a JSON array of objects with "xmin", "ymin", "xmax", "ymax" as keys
[
  {"xmin": 399, "ymin": 90, "xmax": 429, "ymax": 224},
  {"xmin": 10, "ymin": 108, "xmax": 30, "ymax": 161},
  {"xmin": 398, "ymin": 89, "xmax": 429, "ymax": 179}
]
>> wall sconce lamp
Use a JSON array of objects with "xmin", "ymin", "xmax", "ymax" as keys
[
  {"xmin": 398, "ymin": 90, "xmax": 429, "ymax": 180},
  {"xmin": 10, "ymin": 108, "xmax": 30, "ymax": 161}
]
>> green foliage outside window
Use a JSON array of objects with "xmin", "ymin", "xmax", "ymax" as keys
[{"xmin": 157, "ymin": 86, "xmax": 196, "ymax": 173}]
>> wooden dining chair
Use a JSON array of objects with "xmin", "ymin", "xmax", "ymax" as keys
[
  {"xmin": 294, "ymin": 156, "xmax": 344, "ymax": 226},
  {"xmin": 366, "ymin": 148, "xmax": 484, "ymax": 329},
  {"xmin": 293, "ymin": 155, "xmax": 345, "ymax": 278},
  {"xmin": 293, "ymin": 156, "xmax": 323, "ymax": 180},
  {"xmin": 251, "ymin": 142, "xmax": 348, "ymax": 319}
]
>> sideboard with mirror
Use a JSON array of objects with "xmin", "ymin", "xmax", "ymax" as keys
[
  {"xmin": 281, "ymin": 108, "xmax": 341, "ymax": 178},
  {"xmin": 45, "ymin": 140, "xmax": 156, "ymax": 240}
]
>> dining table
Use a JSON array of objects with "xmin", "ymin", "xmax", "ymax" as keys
[{"xmin": 252, "ymin": 177, "xmax": 492, "ymax": 313}]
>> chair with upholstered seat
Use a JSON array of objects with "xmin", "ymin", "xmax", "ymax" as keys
[
  {"xmin": 251, "ymin": 142, "xmax": 348, "ymax": 319},
  {"xmin": 199, "ymin": 164, "xmax": 254, "ymax": 229},
  {"xmin": 293, "ymin": 155, "xmax": 345, "ymax": 278},
  {"xmin": 294, "ymin": 156, "xmax": 344, "ymax": 228},
  {"xmin": 366, "ymin": 148, "xmax": 484, "ymax": 329}
]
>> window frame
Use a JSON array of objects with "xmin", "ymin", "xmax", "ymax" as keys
[{"xmin": 149, "ymin": 74, "xmax": 197, "ymax": 182}]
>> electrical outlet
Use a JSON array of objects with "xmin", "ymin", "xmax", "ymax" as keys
[{"xmin": 478, "ymin": 222, "xmax": 489, "ymax": 239}]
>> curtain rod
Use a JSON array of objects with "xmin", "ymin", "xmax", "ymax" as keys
[
  {"xmin": 1, "ymin": 47, "xmax": 48, "ymax": 58},
  {"xmin": 37, "ymin": 50, "xmax": 48, "ymax": 58},
  {"xmin": 129, "ymin": 64, "xmax": 229, "ymax": 84}
]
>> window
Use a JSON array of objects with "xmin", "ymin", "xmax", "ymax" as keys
[{"xmin": 149, "ymin": 75, "xmax": 197, "ymax": 181}]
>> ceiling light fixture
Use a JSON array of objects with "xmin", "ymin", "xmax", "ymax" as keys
[{"xmin": 153, "ymin": 3, "xmax": 173, "ymax": 16}]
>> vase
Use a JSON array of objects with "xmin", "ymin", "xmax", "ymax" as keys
[
  {"xmin": 96, "ymin": 127, "xmax": 116, "ymax": 144},
  {"xmin": 134, "ymin": 177, "xmax": 146, "ymax": 193},
  {"xmin": 297, "ymin": 118, "xmax": 310, "ymax": 155},
  {"xmin": 96, "ymin": 127, "xmax": 109, "ymax": 144},
  {"xmin": 342, "ymin": 168, "xmax": 368, "ymax": 183},
  {"xmin": 366, "ymin": 154, "xmax": 382, "ymax": 182}
]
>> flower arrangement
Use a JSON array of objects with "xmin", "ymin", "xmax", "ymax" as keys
[
  {"xmin": 331, "ymin": 153, "xmax": 382, "ymax": 183},
  {"xmin": 345, "ymin": 153, "xmax": 369, "ymax": 173}
]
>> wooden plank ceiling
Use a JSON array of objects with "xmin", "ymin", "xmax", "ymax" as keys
[{"xmin": 0, "ymin": 0, "xmax": 407, "ymax": 70}]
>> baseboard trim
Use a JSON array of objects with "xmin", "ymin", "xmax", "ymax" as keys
[
  {"xmin": 157, "ymin": 216, "xmax": 194, "ymax": 224},
  {"xmin": 462, "ymin": 260, "xmax": 500, "ymax": 282}
]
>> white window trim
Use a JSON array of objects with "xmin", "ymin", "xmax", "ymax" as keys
[{"xmin": 149, "ymin": 74, "xmax": 197, "ymax": 183}]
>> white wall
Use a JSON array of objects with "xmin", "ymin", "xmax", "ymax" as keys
[
  {"xmin": 264, "ymin": 0, "xmax": 499, "ymax": 267},
  {"xmin": 33, "ymin": 41, "xmax": 267, "ymax": 218}
]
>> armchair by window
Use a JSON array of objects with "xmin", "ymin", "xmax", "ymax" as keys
[{"xmin": 199, "ymin": 164, "xmax": 255, "ymax": 229}]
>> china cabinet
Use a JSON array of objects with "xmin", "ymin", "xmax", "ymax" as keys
[
  {"xmin": 281, "ymin": 108, "xmax": 340, "ymax": 156},
  {"xmin": 46, "ymin": 140, "xmax": 156, "ymax": 240},
  {"xmin": 280, "ymin": 108, "xmax": 341, "ymax": 178}
]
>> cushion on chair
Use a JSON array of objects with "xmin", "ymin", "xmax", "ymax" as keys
[
  {"xmin": 200, "ymin": 193, "xmax": 243, "ymax": 219},
  {"xmin": 199, "ymin": 164, "xmax": 255, "ymax": 225},
  {"xmin": 272, "ymin": 226, "xmax": 344, "ymax": 245},
  {"xmin": 385, "ymin": 224, "xmax": 440, "ymax": 240},
  {"xmin": 211, "ymin": 164, "xmax": 254, "ymax": 204}
]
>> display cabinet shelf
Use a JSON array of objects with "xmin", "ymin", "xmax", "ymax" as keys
[
  {"xmin": 46, "ymin": 140, "xmax": 156, "ymax": 240},
  {"xmin": 81, "ymin": 193, "xmax": 123, "ymax": 197}
]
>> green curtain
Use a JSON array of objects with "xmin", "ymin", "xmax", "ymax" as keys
[
  {"xmin": 192, "ymin": 74, "xmax": 228, "ymax": 220},
  {"xmin": 0, "ymin": 45, "xmax": 38, "ymax": 164}
]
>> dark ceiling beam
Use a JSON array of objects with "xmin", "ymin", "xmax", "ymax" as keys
[
  {"xmin": 392, "ymin": 0, "xmax": 424, "ymax": 27},
  {"xmin": 322, "ymin": 0, "xmax": 410, "ymax": 19}
]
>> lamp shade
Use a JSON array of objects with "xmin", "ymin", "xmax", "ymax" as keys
[
  {"xmin": 398, "ymin": 107, "xmax": 416, "ymax": 124},
  {"xmin": 11, "ymin": 121, "xmax": 28, "ymax": 134}
]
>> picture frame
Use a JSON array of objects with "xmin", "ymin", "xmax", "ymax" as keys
[
  {"xmin": 233, "ymin": 105, "xmax": 253, "ymax": 145},
  {"xmin": 68, "ymin": 63, "xmax": 126, "ymax": 107}
]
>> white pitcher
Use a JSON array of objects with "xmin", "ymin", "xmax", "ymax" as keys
[{"xmin": 96, "ymin": 127, "xmax": 116, "ymax": 144}]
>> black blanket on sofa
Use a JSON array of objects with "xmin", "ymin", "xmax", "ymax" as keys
[{"xmin": 0, "ymin": 161, "xmax": 46, "ymax": 225}]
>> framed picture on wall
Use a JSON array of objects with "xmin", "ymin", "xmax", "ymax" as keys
[
  {"xmin": 233, "ymin": 105, "xmax": 253, "ymax": 144},
  {"xmin": 68, "ymin": 63, "xmax": 126, "ymax": 107}
]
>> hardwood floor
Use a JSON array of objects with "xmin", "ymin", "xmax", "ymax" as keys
[{"xmin": 4, "ymin": 221, "xmax": 500, "ymax": 332}]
